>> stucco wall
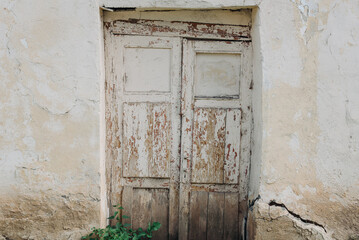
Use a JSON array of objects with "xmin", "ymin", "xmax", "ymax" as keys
[
  {"xmin": 0, "ymin": 0, "xmax": 358, "ymax": 239},
  {"xmin": 251, "ymin": 1, "xmax": 359, "ymax": 239},
  {"xmin": 0, "ymin": 1, "xmax": 102, "ymax": 239}
]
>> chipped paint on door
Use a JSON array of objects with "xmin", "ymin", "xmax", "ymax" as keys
[
  {"xmin": 192, "ymin": 108, "xmax": 226, "ymax": 184},
  {"xmin": 224, "ymin": 109, "xmax": 241, "ymax": 184},
  {"xmin": 179, "ymin": 39, "xmax": 252, "ymax": 240},
  {"xmin": 123, "ymin": 103, "xmax": 171, "ymax": 178},
  {"xmin": 191, "ymin": 108, "xmax": 241, "ymax": 184},
  {"xmin": 106, "ymin": 34, "xmax": 182, "ymax": 239},
  {"xmin": 105, "ymin": 19, "xmax": 252, "ymax": 240}
]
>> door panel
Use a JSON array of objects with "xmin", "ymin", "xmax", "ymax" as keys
[
  {"xmin": 180, "ymin": 40, "xmax": 247, "ymax": 240},
  {"xmin": 123, "ymin": 48, "xmax": 172, "ymax": 93},
  {"xmin": 192, "ymin": 108, "xmax": 226, "ymax": 184},
  {"xmin": 191, "ymin": 108, "xmax": 241, "ymax": 184},
  {"xmin": 132, "ymin": 188, "xmax": 169, "ymax": 239},
  {"xmin": 123, "ymin": 102, "xmax": 171, "ymax": 178},
  {"xmin": 194, "ymin": 53, "xmax": 241, "ymax": 98},
  {"xmin": 188, "ymin": 191, "xmax": 208, "ymax": 240},
  {"xmin": 188, "ymin": 192, "xmax": 239, "ymax": 240}
]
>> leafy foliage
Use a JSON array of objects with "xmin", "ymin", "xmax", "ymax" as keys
[{"xmin": 82, "ymin": 205, "xmax": 161, "ymax": 240}]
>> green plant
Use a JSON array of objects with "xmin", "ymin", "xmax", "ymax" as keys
[{"xmin": 82, "ymin": 205, "xmax": 161, "ymax": 240}]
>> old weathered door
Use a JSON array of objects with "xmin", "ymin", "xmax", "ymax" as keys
[
  {"xmin": 179, "ymin": 40, "xmax": 251, "ymax": 240},
  {"xmin": 107, "ymin": 35, "xmax": 182, "ymax": 239},
  {"xmin": 105, "ymin": 19, "xmax": 252, "ymax": 240}
]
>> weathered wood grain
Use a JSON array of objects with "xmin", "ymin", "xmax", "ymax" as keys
[
  {"xmin": 122, "ymin": 186, "xmax": 133, "ymax": 226},
  {"xmin": 151, "ymin": 189, "xmax": 169, "ymax": 239},
  {"xmin": 105, "ymin": 23, "xmax": 253, "ymax": 239},
  {"xmin": 224, "ymin": 193, "xmax": 239, "ymax": 240},
  {"xmin": 105, "ymin": 28, "xmax": 123, "ymax": 218},
  {"xmin": 123, "ymin": 103, "xmax": 151, "ymax": 177},
  {"xmin": 192, "ymin": 108, "xmax": 226, "ymax": 184},
  {"xmin": 108, "ymin": 35, "xmax": 182, "ymax": 239},
  {"xmin": 132, "ymin": 188, "xmax": 152, "ymax": 230},
  {"xmin": 150, "ymin": 104, "xmax": 171, "ymax": 178},
  {"xmin": 178, "ymin": 39, "xmax": 193, "ymax": 240},
  {"xmin": 180, "ymin": 39, "xmax": 252, "ymax": 239},
  {"xmin": 189, "ymin": 191, "xmax": 208, "ymax": 240},
  {"xmin": 224, "ymin": 109, "xmax": 241, "ymax": 184},
  {"xmin": 207, "ymin": 192, "xmax": 225, "ymax": 240},
  {"xmin": 122, "ymin": 102, "xmax": 172, "ymax": 178},
  {"xmin": 110, "ymin": 19, "xmax": 251, "ymax": 41}
]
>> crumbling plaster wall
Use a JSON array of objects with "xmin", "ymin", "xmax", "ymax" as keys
[
  {"xmin": 0, "ymin": 0, "xmax": 358, "ymax": 240},
  {"xmin": 249, "ymin": 1, "xmax": 359, "ymax": 239},
  {"xmin": 0, "ymin": 0, "xmax": 103, "ymax": 239}
]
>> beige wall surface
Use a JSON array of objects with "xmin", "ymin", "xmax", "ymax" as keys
[
  {"xmin": 250, "ymin": 1, "xmax": 359, "ymax": 239},
  {"xmin": 0, "ymin": 1, "xmax": 102, "ymax": 239},
  {"xmin": 0, "ymin": 0, "xmax": 358, "ymax": 239}
]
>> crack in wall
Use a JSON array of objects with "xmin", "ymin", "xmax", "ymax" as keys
[
  {"xmin": 249, "ymin": 194, "xmax": 261, "ymax": 210},
  {"xmin": 244, "ymin": 195, "xmax": 261, "ymax": 240},
  {"xmin": 269, "ymin": 200, "xmax": 327, "ymax": 233}
]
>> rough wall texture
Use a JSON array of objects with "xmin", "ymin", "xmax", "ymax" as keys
[
  {"xmin": 250, "ymin": 0, "xmax": 359, "ymax": 239},
  {"xmin": 0, "ymin": 0, "xmax": 102, "ymax": 239},
  {"xmin": 0, "ymin": 0, "xmax": 358, "ymax": 239}
]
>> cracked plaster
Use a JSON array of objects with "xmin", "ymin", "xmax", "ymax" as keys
[{"xmin": 250, "ymin": 0, "xmax": 359, "ymax": 239}]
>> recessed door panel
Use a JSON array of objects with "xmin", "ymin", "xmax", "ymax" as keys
[
  {"xmin": 124, "ymin": 47, "xmax": 171, "ymax": 93},
  {"xmin": 123, "ymin": 102, "xmax": 171, "ymax": 178},
  {"xmin": 194, "ymin": 53, "xmax": 241, "ymax": 98},
  {"xmin": 191, "ymin": 108, "xmax": 241, "ymax": 184},
  {"xmin": 192, "ymin": 108, "xmax": 226, "ymax": 184},
  {"xmin": 188, "ymin": 192, "xmax": 239, "ymax": 240}
]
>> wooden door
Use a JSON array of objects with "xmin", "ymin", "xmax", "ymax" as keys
[
  {"xmin": 107, "ymin": 35, "xmax": 182, "ymax": 239},
  {"xmin": 179, "ymin": 40, "xmax": 252, "ymax": 240}
]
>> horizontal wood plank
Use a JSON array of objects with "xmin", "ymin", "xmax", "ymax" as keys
[{"xmin": 110, "ymin": 19, "xmax": 251, "ymax": 40}]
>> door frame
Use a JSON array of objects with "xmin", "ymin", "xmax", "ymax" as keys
[{"xmin": 104, "ymin": 18, "xmax": 253, "ymax": 239}]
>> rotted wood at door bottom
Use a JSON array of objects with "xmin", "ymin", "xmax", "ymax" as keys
[
  {"xmin": 122, "ymin": 187, "xmax": 170, "ymax": 239},
  {"xmin": 189, "ymin": 191, "xmax": 239, "ymax": 240}
]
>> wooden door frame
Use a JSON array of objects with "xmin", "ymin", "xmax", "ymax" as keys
[{"xmin": 104, "ymin": 18, "xmax": 253, "ymax": 239}]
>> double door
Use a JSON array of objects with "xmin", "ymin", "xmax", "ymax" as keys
[{"xmin": 106, "ymin": 34, "xmax": 251, "ymax": 240}]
